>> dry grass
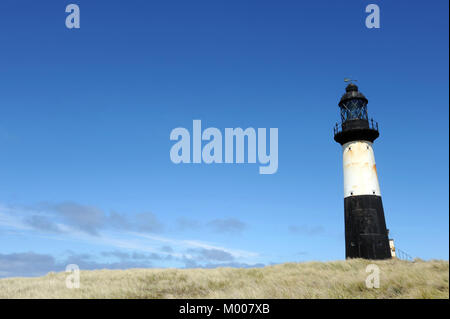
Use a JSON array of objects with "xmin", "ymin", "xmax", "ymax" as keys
[{"xmin": 0, "ymin": 258, "xmax": 448, "ymax": 299}]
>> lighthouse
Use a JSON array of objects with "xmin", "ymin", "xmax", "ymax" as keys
[{"xmin": 334, "ymin": 82, "xmax": 391, "ymax": 259}]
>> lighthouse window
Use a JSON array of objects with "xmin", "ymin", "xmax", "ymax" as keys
[{"xmin": 340, "ymin": 99, "xmax": 368, "ymax": 122}]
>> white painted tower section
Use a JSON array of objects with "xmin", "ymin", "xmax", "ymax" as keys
[{"xmin": 342, "ymin": 140, "xmax": 381, "ymax": 197}]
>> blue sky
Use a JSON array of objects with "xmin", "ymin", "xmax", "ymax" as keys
[{"xmin": 0, "ymin": 0, "xmax": 448, "ymax": 277}]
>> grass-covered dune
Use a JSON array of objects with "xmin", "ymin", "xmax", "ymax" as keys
[{"xmin": 0, "ymin": 258, "xmax": 448, "ymax": 299}]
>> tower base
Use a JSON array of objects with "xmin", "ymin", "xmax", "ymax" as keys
[{"xmin": 344, "ymin": 195, "xmax": 391, "ymax": 259}]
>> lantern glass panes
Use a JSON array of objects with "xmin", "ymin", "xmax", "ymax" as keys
[{"xmin": 340, "ymin": 99, "xmax": 368, "ymax": 122}]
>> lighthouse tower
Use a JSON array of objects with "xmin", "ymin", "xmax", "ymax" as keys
[{"xmin": 334, "ymin": 83, "xmax": 391, "ymax": 259}]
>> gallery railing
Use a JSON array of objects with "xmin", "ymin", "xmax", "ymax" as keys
[{"xmin": 333, "ymin": 118, "xmax": 379, "ymax": 136}]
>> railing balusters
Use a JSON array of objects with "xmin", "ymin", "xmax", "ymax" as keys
[
  {"xmin": 396, "ymin": 248, "xmax": 414, "ymax": 262},
  {"xmin": 333, "ymin": 119, "xmax": 379, "ymax": 135}
]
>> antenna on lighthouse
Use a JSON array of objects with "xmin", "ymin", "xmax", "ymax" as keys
[{"xmin": 344, "ymin": 78, "xmax": 358, "ymax": 84}]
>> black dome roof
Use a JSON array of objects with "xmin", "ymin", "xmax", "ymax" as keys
[{"xmin": 339, "ymin": 83, "xmax": 368, "ymax": 107}]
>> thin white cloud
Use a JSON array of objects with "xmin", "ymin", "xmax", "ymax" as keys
[
  {"xmin": 0, "ymin": 204, "xmax": 259, "ymax": 262},
  {"xmin": 131, "ymin": 232, "xmax": 258, "ymax": 259}
]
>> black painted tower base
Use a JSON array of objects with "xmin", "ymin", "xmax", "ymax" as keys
[{"xmin": 344, "ymin": 195, "xmax": 391, "ymax": 259}]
